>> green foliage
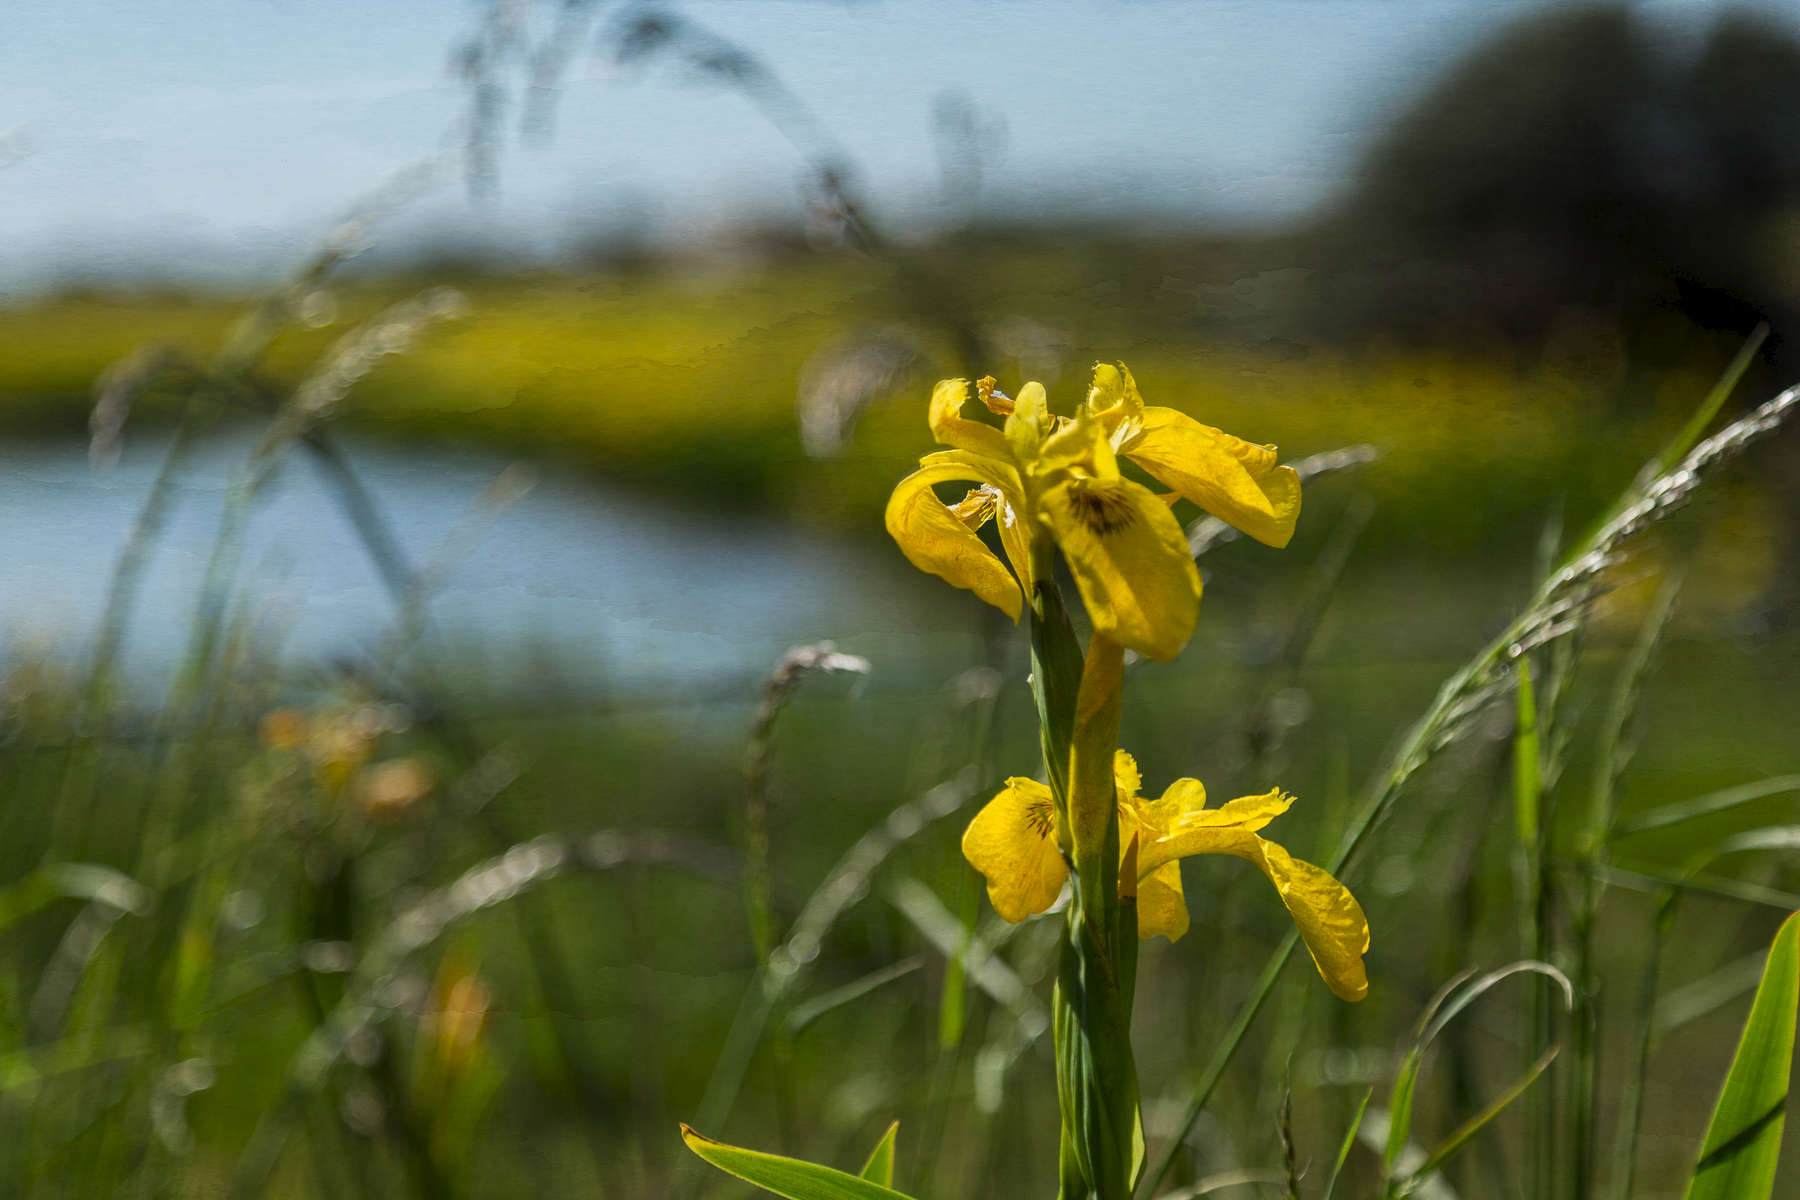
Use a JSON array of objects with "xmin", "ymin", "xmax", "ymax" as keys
[
  {"xmin": 1685, "ymin": 911, "xmax": 1800, "ymax": 1200},
  {"xmin": 680, "ymin": 1125, "xmax": 917, "ymax": 1200}
]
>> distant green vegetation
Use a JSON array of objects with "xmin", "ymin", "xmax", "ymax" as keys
[{"xmin": 0, "ymin": 240, "xmax": 1760, "ymax": 560}]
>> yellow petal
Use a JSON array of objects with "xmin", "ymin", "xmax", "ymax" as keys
[
  {"xmin": 926, "ymin": 450, "xmax": 1034, "ymax": 595},
  {"xmin": 976, "ymin": 375, "xmax": 1014, "ymax": 416},
  {"xmin": 1122, "ymin": 408, "xmax": 1300, "ymax": 549},
  {"xmin": 1135, "ymin": 860, "xmax": 1189, "ymax": 941},
  {"xmin": 1254, "ymin": 840, "xmax": 1370, "ymax": 1002},
  {"xmin": 1111, "ymin": 750, "xmax": 1142, "ymax": 804},
  {"xmin": 1004, "ymin": 381, "xmax": 1053, "ymax": 466},
  {"xmin": 885, "ymin": 460, "xmax": 1022, "ymax": 621},
  {"xmin": 1137, "ymin": 807, "xmax": 1368, "ymax": 1001},
  {"xmin": 1180, "ymin": 786, "xmax": 1292, "ymax": 831},
  {"xmin": 1136, "ymin": 787, "xmax": 1291, "ymax": 874},
  {"xmin": 1035, "ymin": 403, "xmax": 1118, "ymax": 480},
  {"xmin": 929, "ymin": 378, "xmax": 1010, "ymax": 459},
  {"xmin": 1085, "ymin": 361, "xmax": 1146, "ymax": 437},
  {"xmin": 882, "ymin": 455, "xmax": 1029, "ymax": 626},
  {"xmin": 1041, "ymin": 476, "xmax": 1201, "ymax": 662},
  {"xmin": 1138, "ymin": 776, "xmax": 1203, "ymax": 833},
  {"xmin": 961, "ymin": 777, "xmax": 1068, "ymax": 922}
]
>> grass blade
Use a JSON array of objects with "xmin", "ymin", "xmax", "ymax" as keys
[
  {"xmin": 1380, "ymin": 962, "xmax": 1572, "ymax": 1194},
  {"xmin": 680, "ymin": 1125, "xmax": 918, "ymax": 1200},
  {"xmin": 1411, "ymin": 1045, "xmax": 1558, "ymax": 1181},
  {"xmin": 1649, "ymin": 325, "xmax": 1767, "ymax": 483},
  {"xmin": 1616, "ymin": 777, "xmax": 1800, "ymax": 839},
  {"xmin": 785, "ymin": 959, "xmax": 925, "ymax": 1036},
  {"xmin": 1323, "ymin": 1087, "xmax": 1373, "ymax": 1200},
  {"xmin": 1653, "ymin": 951, "xmax": 1770, "ymax": 1037},
  {"xmin": 0, "ymin": 864, "xmax": 151, "ymax": 931},
  {"xmin": 1684, "ymin": 910, "xmax": 1800, "ymax": 1200},
  {"xmin": 858, "ymin": 1121, "xmax": 899, "ymax": 1186}
]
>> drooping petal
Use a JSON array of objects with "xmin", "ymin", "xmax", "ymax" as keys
[
  {"xmin": 885, "ymin": 453, "xmax": 1030, "ymax": 621},
  {"xmin": 929, "ymin": 377, "xmax": 1010, "ymax": 459},
  {"xmin": 961, "ymin": 777, "xmax": 1068, "ymax": 923},
  {"xmin": 1041, "ymin": 476, "xmax": 1201, "ymax": 662},
  {"xmin": 1252, "ymin": 840, "xmax": 1370, "ymax": 1002},
  {"xmin": 1122, "ymin": 408, "xmax": 1300, "ymax": 549},
  {"xmin": 929, "ymin": 450, "xmax": 1035, "ymax": 595},
  {"xmin": 1135, "ymin": 795, "xmax": 1368, "ymax": 1000},
  {"xmin": 1135, "ymin": 860, "xmax": 1189, "ymax": 941}
]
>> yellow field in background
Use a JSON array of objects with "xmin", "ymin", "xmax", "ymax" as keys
[{"xmin": 0, "ymin": 249, "xmax": 1760, "ymax": 553}]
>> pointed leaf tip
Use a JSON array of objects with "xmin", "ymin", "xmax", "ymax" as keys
[
  {"xmin": 1685, "ymin": 910, "xmax": 1800, "ymax": 1200},
  {"xmin": 858, "ymin": 1121, "xmax": 898, "ymax": 1186}
]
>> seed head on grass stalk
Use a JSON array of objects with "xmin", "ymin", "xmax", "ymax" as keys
[{"xmin": 742, "ymin": 641, "xmax": 872, "ymax": 963}]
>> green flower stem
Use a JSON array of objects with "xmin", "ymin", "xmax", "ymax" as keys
[
  {"xmin": 1028, "ymin": 574, "xmax": 1140, "ymax": 1200},
  {"xmin": 1028, "ymin": 578, "xmax": 1082, "ymax": 831}
]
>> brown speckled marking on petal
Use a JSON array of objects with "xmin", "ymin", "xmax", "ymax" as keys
[{"xmin": 1067, "ymin": 482, "xmax": 1138, "ymax": 536}]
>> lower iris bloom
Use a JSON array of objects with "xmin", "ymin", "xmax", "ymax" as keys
[{"xmin": 961, "ymin": 750, "xmax": 1369, "ymax": 1002}]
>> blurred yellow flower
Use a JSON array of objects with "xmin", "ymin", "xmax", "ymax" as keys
[
  {"xmin": 417, "ymin": 955, "xmax": 493, "ymax": 1101},
  {"xmin": 354, "ymin": 757, "xmax": 436, "ymax": 823},
  {"xmin": 885, "ymin": 364, "xmax": 1299, "ymax": 660},
  {"xmin": 258, "ymin": 707, "xmax": 311, "ymax": 752},
  {"xmin": 961, "ymin": 750, "xmax": 1368, "ymax": 1001}
]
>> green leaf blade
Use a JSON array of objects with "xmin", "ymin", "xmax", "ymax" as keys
[
  {"xmin": 681, "ymin": 1125, "xmax": 920, "ymax": 1200},
  {"xmin": 1685, "ymin": 910, "xmax": 1800, "ymax": 1200},
  {"xmin": 1324, "ymin": 1086, "xmax": 1373, "ymax": 1200},
  {"xmin": 858, "ymin": 1121, "xmax": 898, "ymax": 1187},
  {"xmin": 1513, "ymin": 659, "xmax": 1541, "ymax": 849}
]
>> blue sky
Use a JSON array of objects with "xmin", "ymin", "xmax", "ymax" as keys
[{"xmin": 2, "ymin": 0, "xmax": 1791, "ymax": 292}]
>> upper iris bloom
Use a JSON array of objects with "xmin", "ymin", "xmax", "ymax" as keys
[
  {"xmin": 961, "ymin": 750, "xmax": 1369, "ymax": 1002},
  {"xmin": 885, "ymin": 363, "xmax": 1301, "ymax": 661}
]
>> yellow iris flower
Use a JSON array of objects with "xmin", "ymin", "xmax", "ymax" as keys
[
  {"xmin": 961, "ymin": 750, "xmax": 1369, "ymax": 1002},
  {"xmin": 885, "ymin": 363, "xmax": 1301, "ymax": 661}
]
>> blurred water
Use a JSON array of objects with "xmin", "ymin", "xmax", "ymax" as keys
[{"xmin": 0, "ymin": 431, "xmax": 942, "ymax": 692}]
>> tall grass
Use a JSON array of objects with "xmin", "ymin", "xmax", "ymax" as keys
[{"xmin": 3, "ymin": 8, "xmax": 1799, "ymax": 1197}]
